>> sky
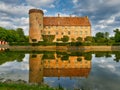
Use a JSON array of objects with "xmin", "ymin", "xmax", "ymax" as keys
[{"xmin": 0, "ymin": 0, "xmax": 120, "ymax": 36}]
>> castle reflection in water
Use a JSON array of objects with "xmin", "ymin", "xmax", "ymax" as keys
[{"xmin": 29, "ymin": 52, "xmax": 91, "ymax": 84}]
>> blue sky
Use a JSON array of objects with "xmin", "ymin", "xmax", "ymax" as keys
[{"xmin": 0, "ymin": 0, "xmax": 120, "ymax": 36}]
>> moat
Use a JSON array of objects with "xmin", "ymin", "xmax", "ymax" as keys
[{"xmin": 0, "ymin": 51, "xmax": 120, "ymax": 90}]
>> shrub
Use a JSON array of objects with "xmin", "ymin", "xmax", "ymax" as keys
[
  {"xmin": 61, "ymin": 35, "xmax": 69, "ymax": 42},
  {"xmin": 42, "ymin": 35, "xmax": 55, "ymax": 42}
]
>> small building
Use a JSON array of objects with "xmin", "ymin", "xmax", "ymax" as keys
[{"xmin": 29, "ymin": 9, "xmax": 91, "ymax": 43}]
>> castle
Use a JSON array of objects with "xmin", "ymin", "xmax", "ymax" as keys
[
  {"xmin": 29, "ymin": 53, "xmax": 91, "ymax": 83},
  {"xmin": 29, "ymin": 9, "xmax": 91, "ymax": 43}
]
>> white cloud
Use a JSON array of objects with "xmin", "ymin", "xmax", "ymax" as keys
[
  {"xmin": 106, "ymin": 0, "xmax": 120, "ymax": 6},
  {"xmin": 26, "ymin": 0, "xmax": 55, "ymax": 8},
  {"xmin": 73, "ymin": 0, "xmax": 78, "ymax": 4},
  {"xmin": 0, "ymin": 1, "xmax": 34, "ymax": 17}
]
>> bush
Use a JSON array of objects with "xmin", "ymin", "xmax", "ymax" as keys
[
  {"xmin": 9, "ymin": 42, "xmax": 30, "ymax": 46},
  {"xmin": 56, "ymin": 42, "xmax": 70, "ymax": 46},
  {"xmin": 70, "ymin": 42, "xmax": 82, "ymax": 46},
  {"xmin": 76, "ymin": 37, "xmax": 82, "ymax": 42},
  {"xmin": 61, "ymin": 35, "xmax": 69, "ymax": 42},
  {"xmin": 42, "ymin": 35, "xmax": 55, "ymax": 42}
]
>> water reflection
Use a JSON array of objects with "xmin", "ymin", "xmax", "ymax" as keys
[
  {"xmin": 29, "ymin": 52, "xmax": 91, "ymax": 84},
  {"xmin": 0, "ymin": 51, "xmax": 120, "ymax": 90}
]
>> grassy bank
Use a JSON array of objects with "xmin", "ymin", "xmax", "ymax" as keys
[{"xmin": 0, "ymin": 83, "xmax": 55, "ymax": 90}]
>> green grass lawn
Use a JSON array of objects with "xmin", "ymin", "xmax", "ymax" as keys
[{"xmin": 0, "ymin": 83, "xmax": 54, "ymax": 90}]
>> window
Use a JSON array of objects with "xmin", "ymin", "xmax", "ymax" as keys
[
  {"xmin": 56, "ymin": 32, "xmax": 58, "ymax": 35},
  {"xmin": 48, "ymin": 31, "xmax": 50, "ymax": 34},
  {"xmin": 39, "ymin": 24, "xmax": 41, "ymax": 27},
  {"xmin": 61, "ymin": 32, "xmax": 64, "ymax": 35},
  {"xmin": 85, "ymin": 31, "xmax": 88, "ymax": 35},
  {"xmin": 80, "ymin": 31, "xmax": 82, "ymax": 35},
  {"xmin": 68, "ymin": 31, "xmax": 70, "ymax": 35},
  {"xmin": 75, "ymin": 31, "xmax": 78, "ymax": 35},
  {"xmin": 42, "ymin": 31, "xmax": 46, "ymax": 34}
]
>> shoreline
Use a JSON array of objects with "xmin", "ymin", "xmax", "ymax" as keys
[{"xmin": 5, "ymin": 46, "xmax": 120, "ymax": 51}]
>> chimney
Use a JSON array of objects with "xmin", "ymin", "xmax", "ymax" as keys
[{"xmin": 58, "ymin": 13, "xmax": 60, "ymax": 17}]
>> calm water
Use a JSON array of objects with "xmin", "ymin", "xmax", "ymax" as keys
[{"xmin": 0, "ymin": 51, "xmax": 120, "ymax": 90}]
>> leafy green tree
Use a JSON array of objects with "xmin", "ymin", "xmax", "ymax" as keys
[
  {"xmin": 85, "ymin": 36, "xmax": 93, "ymax": 42},
  {"xmin": 104, "ymin": 32, "xmax": 109, "ymax": 39},
  {"xmin": 0, "ymin": 27, "xmax": 28, "ymax": 42},
  {"xmin": 6, "ymin": 30, "xmax": 19, "ymax": 42},
  {"xmin": 114, "ymin": 52, "xmax": 120, "ymax": 62},
  {"xmin": 96, "ymin": 32, "xmax": 104, "ymax": 38},
  {"xmin": 0, "ymin": 27, "xmax": 7, "ymax": 40},
  {"xmin": 114, "ymin": 29, "xmax": 120, "ymax": 42},
  {"xmin": 61, "ymin": 35, "xmax": 69, "ymax": 42},
  {"xmin": 95, "ymin": 32, "xmax": 108, "ymax": 43},
  {"xmin": 16, "ymin": 28, "xmax": 26, "ymax": 42}
]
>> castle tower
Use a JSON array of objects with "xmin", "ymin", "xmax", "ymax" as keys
[
  {"xmin": 29, "ymin": 9, "xmax": 44, "ymax": 43},
  {"xmin": 29, "ymin": 54, "xmax": 43, "ymax": 84}
]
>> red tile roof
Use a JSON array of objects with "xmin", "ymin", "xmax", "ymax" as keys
[
  {"xmin": 43, "ymin": 17, "xmax": 91, "ymax": 26},
  {"xmin": 44, "ymin": 68, "xmax": 91, "ymax": 77}
]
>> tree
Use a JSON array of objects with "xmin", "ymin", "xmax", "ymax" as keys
[
  {"xmin": 85, "ymin": 36, "xmax": 93, "ymax": 42},
  {"xmin": 61, "ymin": 35, "xmax": 69, "ymax": 42},
  {"xmin": 114, "ymin": 29, "xmax": 120, "ymax": 42},
  {"xmin": 6, "ymin": 30, "xmax": 19, "ymax": 42},
  {"xmin": 95, "ymin": 32, "xmax": 104, "ymax": 38},
  {"xmin": 104, "ymin": 32, "xmax": 109, "ymax": 39},
  {"xmin": 16, "ymin": 28, "xmax": 25, "ymax": 42},
  {"xmin": 76, "ymin": 37, "xmax": 82, "ymax": 42},
  {"xmin": 0, "ymin": 27, "xmax": 7, "ymax": 40},
  {"xmin": 95, "ymin": 32, "xmax": 108, "ymax": 43}
]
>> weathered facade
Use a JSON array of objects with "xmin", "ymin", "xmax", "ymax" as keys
[{"xmin": 29, "ymin": 9, "xmax": 91, "ymax": 43}]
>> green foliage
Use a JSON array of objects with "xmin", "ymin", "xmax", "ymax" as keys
[
  {"xmin": 0, "ymin": 83, "xmax": 54, "ymax": 90},
  {"xmin": 104, "ymin": 32, "xmax": 109, "ymax": 39},
  {"xmin": 83, "ymin": 52, "xmax": 92, "ymax": 60},
  {"xmin": 16, "ymin": 28, "xmax": 26, "ymax": 42},
  {"xmin": 61, "ymin": 35, "xmax": 69, "ymax": 42},
  {"xmin": 61, "ymin": 55, "xmax": 69, "ymax": 60},
  {"xmin": 0, "ymin": 27, "xmax": 28, "ymax": 43},
  {"xmin": 32, "ymin": 41, "xmax": 56, "ymax": 46},
  {"xmin": 114, "ymin": 29, "xmax": 120, "ymax": 42},
  {"xmin": 9, "ymin": 42, "xmax": 31, "ymax": 46},
  {"xmin": 77, "ymin": 57, "xmax": 82, "ymax": 61},
  {"xmin": 70, "ymin": 42, "xmax": 82, "ymax": 46},
  {"xmin": 42, "ymin": 35, "xmax": 55, "ymax": 42},
  {"xmin": 85, "ymin": 36, "xmax": 93, "ymax": 42},
  {"xmin": 76, "ymin": 37, "xmax": 82, "ymax": 42},
  {"xmin": 42, "ymin": 54, "xmax": 55, "ymax": 59},
  {"xmin": 95, "ymin": 32, "xmax": 104, "ymax": 38},
  {"xmin": 113, "ymin": 52, "xmax": 120, "ymax": 62},
  {"xmin": 0, "ymin": 51, "xmax": 25, "ymax": 65},
  {"xmin": 56, "ymin": 38, "xmax": 61, "ymax": 41},
  {"xmin": 56, "ymin": 42, "xmax": 69, "ymax": 46}
]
